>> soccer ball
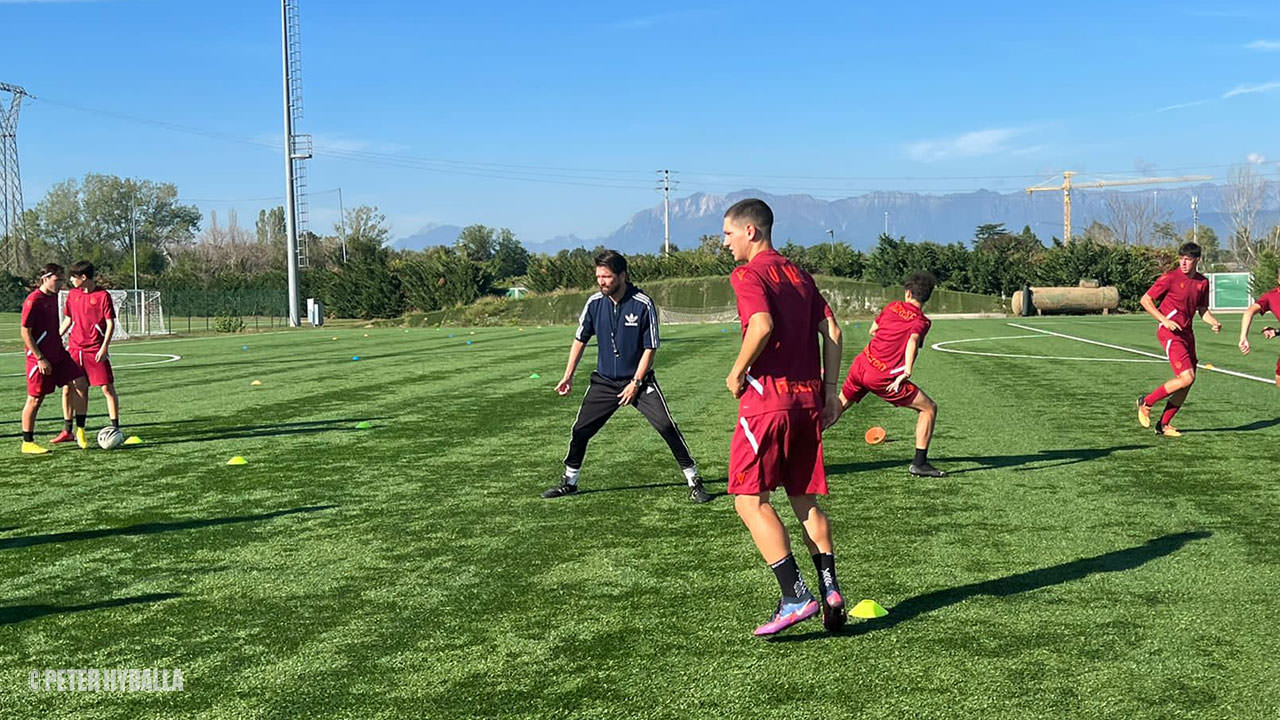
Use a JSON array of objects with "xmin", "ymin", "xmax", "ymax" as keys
[{"xmin": 97, "ymin": 426, "xmax": 125, "ymax": 450}]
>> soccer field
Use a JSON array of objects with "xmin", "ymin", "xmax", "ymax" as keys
[{"xmin": 1, "ymin": 315, "xmax": 1278, "ymax": 717}]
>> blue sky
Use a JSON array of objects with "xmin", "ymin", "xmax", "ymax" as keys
[{"xmin": 3, "ymin": 0, "xmax": 1278, "ymax": 244}]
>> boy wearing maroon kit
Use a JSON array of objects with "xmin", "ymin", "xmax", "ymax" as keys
[
  {"xmin": 1237, "ymin": 266, "xmax": 1280, "ymax": 387},
  {"xmin": 1137, "ymin": 242, "xmax": 1222, "ymax": 437},
  {"xmin": 18, "ymin": 264, "xmax": 86, "ymax": 455},
  {"xmin": 722, "ymin": 198, "xmax": 847, "ymax": 637},
  {"xmin": 51, "ymin": 261, "xmax": 121, "ymax": 444},
  {"xmin": 838, "ymin": 272, "xmax": 946, "ymax": 477}
]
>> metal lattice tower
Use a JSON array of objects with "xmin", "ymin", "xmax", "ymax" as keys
[
  {"xmin": 285, "ymin": 0, "xmax": 312, "ymax": 269},
  {"xmin": 1, "ymin": 82, "xmax": 31, "ymax": 275}
]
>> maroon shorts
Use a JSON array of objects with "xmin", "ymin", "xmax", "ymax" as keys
[
  {"xmin": 25, "ymin": 353, "xmax": 84, "ymax": 398},
  {"xmin": 1157, "ymin": 327, "xmax": 1197, "ymax": 375},
  {"xmin": 729, "ymin": 409, "xmax": 827, "ymax": 497},
  {"xmin": 71, "ymin": 347, "xmax": 115, "ymax": 387},
  {"xmin": 841, "ymin": 353, "xmax": 920, "ymax": 407}
]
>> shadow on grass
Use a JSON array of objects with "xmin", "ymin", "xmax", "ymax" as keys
[
  {"xmin": 146, "ymin": 418, "xmax": 391, "ymax": 446},
  {"xmin": 1182, "ymin": 416, "xmax": 1280, "ymax": 434},
  {"xmin": 828, "ymin": 444, "xmax": 1147, "ymax": 477},
  {"xmin": 0, "ymin": 592, "xmax": 181, "ymax": 626},
  {"xmin": 0, "ymin": 505, "xmax": 336, "ymax": 550},
  {"xmin": 770, "ymin": 530, "xmax": 1211, "ymax": 643},
  {"xmin": 575, "ymin": 481, "xmax": 698, "ymax": 495}
]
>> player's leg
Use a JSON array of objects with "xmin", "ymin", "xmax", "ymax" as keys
[
  {"xmin": 905, "ymin": 389, "xmax": 945, "ymax": 477},
  {"xmin": 49, "ymin": 385, "xmax": 75, "ymax": 444},
  {"xmin": 1141, "ymin": 336, "xmax": 1195, "ymax": 426},
  {"xmin": 70, "ymin": 376, "xmax": 89, "ymax": 449},
  {"xmin": 545, "ymin": 374, "xmax": 621, "ymax": 497},
  {"xmin": 21, "ymin": 394, "xmax": 49, "ymax": 454},
  {"xmin": 731, "ymin": 412, "xmax": 818, "ymax": 636},
  {"xmin": 783, "ymin": 409, "xmax": 846, "ymax": 631},
  {"xmin": 102, "ymin": 383, "xmax": 120, "ymax": 427},
  {"xmin": 1156, "ymin": 369, "xmax": 1195, "ymax": 437},
  {"xmin": 632, "ymin": 376, "xmax": 708, "ymax": 503}
]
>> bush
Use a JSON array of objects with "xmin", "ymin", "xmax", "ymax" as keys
[{"xmin": 212, "ymin": 314, "xmax": 245, "ymax": 333}]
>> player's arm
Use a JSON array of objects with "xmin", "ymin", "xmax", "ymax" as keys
[
  {"xmin": 727, "ymin": 312, "xmax": 772, "ymax": 398},
  {"xmin": 617, "ymin": 348, "xmax": 655, "ymax": 406},
  {"xmin": 96, "ymin": 318, "xmax": 116, "ymax": 362},
  {"xmin": 819, "ymin": 316, "xmax": 844, "ymax": 429},
  {"xmin": 1239, "ymin": 303, "xmax": 1262, "ymax": 354},
  {"xmin": 58, "ymin": 315, "xmax": 71, "ymax": 337},
  {"xmin": 20, "ymin": 326, "xmax": 51, "ymax": 375},
  {"xmin": 555, "ymin": 339, "xmax": 587, "ymax": 396},
  {"xmin": 868, "ymin": 320, "xmax": 879, "ymax": 337},
  {"xmin": 887, "ymin": 333, "xmax": 920, "ymax": 394},
  {"xmin": 1198, "ymin": 305, "xmax": 1222, "ymax": 334},
  {"xmin": 1140, "ymin": 293, "xmax": 1179, "ymax": 331}
]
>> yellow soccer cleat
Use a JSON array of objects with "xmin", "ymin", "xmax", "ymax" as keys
[
  {"xmin": 75, "ymin": 427, "xmax": 88, "ymax": 449},
  {"xmin": 1156, "ymin": 423, "xmax": 1182, "ymax": 438},
  {"xmin": 21, "ymin": 441, "xmax": 50, "ymax": 455},
  {"xmin": 1136, "ymin": 397, "xmax": 1151, "ymax": 429}
]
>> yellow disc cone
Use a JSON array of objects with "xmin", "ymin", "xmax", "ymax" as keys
[
  {"xmin": 250, "ymin": 380, "xmax": 262, "ymax": 386},
  {"xmin": 851, "ymin": 599, "xmax": 888, "ymax": 619},
  {"xmin": 123, "ymin": 436, "xmax": 142, "ymax": 445},
  {"xmin": 227, "ymin": 456, "xmax": 247, "ymax": 466}
]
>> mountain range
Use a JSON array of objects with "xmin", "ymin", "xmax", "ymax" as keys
[{"xmin": 391, "ymin": 183, "xmax": 1275, "ymax": 255}]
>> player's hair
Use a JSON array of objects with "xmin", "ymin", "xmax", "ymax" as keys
[
  {"xmin": 724, "ymin": 198, "xmax": 774, "ymax": 240},
  {"xmin": 68, "ymin": 260, "xmax": 96, "ymax": 279},
  {"xmin": 38, "ymin": 263, "xmax": 63, "ymax": 281},
  {"xmin": 1177, "ymin": 242, "xmax": 1202, "ymax": 259},
  {"xmin": 904, "ymin": 271, "xmax": 937, "ymax": 303},
  {"xmin": 594, "ymin": 249, "xmax": 628, "ymax": 276}
]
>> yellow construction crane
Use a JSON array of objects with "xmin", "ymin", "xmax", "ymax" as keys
[{"xmin": 1025, "ymin": 171, "xmax": 1211, "ymax": 241}]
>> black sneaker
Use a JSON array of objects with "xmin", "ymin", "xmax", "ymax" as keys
[
  {"xmin": 541, "ymin": 477, "xmax": 579, "ymax": 498},
  {"xmin": 909, "ymin": 462, "xmax": 946, "ymax": 478},
  {"xmin": 688, "ymin": 476, "xmax": 712, "ymax": 503}
]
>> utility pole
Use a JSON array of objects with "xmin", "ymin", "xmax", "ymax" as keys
[
  {"xmin": 0, "ymin": 82, "xmax": 31, "ymax": 275},
  {"xmin": 826, "ymin": 228, "xmax": 834, "ymax": 253},
  {"xmin": 337, "ymin": 186, "xmax": 348, "ymax": 263},
  {"xmin": 656, "ymin": 169, "xmax": 674, "ymax": 254},
  {"xmin": 1192, "ymin": 194, "xmax": 1199, "ymax": 244},
  {"xmin": 883, "ymin": 211, "xmax": 889, "ymax": 236}
]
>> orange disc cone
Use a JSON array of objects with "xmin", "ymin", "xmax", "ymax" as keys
[{"xmin": 864, "ymin": 426, "xmax": 886, "ymax": 445}]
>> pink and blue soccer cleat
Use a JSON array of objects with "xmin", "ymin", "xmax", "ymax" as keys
[
  {"xmin": 821, "ymin": 589, "xmax": 847, "ymax": 632},
  {"xmin": 753, "ymin": 596, "xmax": 820, "ymax": 637}
]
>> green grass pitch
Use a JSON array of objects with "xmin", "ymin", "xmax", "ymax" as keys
[{"xmin": 1, "ymin": 313, "xmax": 1279, "ymax": 717}]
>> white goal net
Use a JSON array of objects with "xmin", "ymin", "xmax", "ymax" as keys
[{"xmin": 57, "ymin": 289, "xmax": 169, "ymax": 341}]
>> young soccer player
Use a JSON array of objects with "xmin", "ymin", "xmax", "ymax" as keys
[
  {"xmin": 838, "ymin": 272, "xmax": 946, "ymax": 477},
  {"xmin": 1237, "ymin": 266, "xmax": 1280, "ymax": 387},
  {"xmin": 1137, "ymin": 242, "xmax": 1222, "ymax": 437},
  {"xmin": 18, "ymin": 264, "xmax": 87, "ymax": 454},
  {"xmin": 722, "ymin": 198, "xmax": 847, "ymax": 636},
  {"xmin": 51, "ymin": 261, "xmax": 121, "ymax": 444}
]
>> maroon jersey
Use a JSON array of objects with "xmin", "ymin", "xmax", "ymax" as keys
[
  {"xmin": 864, "ymin": 300, "xmax": 932, "ymax": 375},
  {"xmin": 730, "ymin": 249, "xmax": 834, "ymax": 417},
  {"xmin": 64, "ymin": 287, "xmax": 116, "ymax": 351},
  {"xmin": 1255, "ymin": 287, "xmax": 1280, "ymax": 318},
  {"xmin": 20, "ymin": 289, "xmax": 69, "ymax": 360},
  {"xmin": 1146, "ymin": 269, "xmax": 1209, "ymax": 334}
]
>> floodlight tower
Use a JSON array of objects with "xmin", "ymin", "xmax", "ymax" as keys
[
  {"xmin": 281, "ymin": 0, "xmax": 312, "ymax": 327},
  {"xmin": 0, "ymin": 82, "xmax": 31, "ymax": 275}
]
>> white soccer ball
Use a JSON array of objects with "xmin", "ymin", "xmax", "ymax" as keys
[{"xmin": 97, "ymin": 426, "xmax": 125, "ymax": 450}]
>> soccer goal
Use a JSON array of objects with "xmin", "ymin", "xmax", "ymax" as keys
[
  {"xmin": 58, "ymin": 289, "xmax": 169, "ymax": 340},
  {"xmin": 1206, "ymin": 272, "xmax": 1252, "ymax": 311}
]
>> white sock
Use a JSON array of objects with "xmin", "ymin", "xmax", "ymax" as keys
[
  {"xmin": 682, "ymin": 465, "xmax": 699, "ymax": 486},
  {"xmin": 564, "ymin": 466, "xmax": 581, "ymax": 485}
]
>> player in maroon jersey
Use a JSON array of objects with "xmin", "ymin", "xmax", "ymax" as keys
[
  {"xmin": 1237, "ymin": 266, "xmax": 1280, "ymax": 387},
  {"xmin": 1137, "ymin": 243, "xmax": 1222, "ymax": 437},
  {"xmin": 18, "ymin": 264, "xmax": 86, "ymax": 454},
  {"xmin": 722, "ymin": 198, "xmax": 848, "ymax": 636},
  {"xmin": 51, "ymin": 261, "xmax": 122, "ymax": 444},
  {"xmin": 838, "ymin": 272, "xmax": 945, "ymax": 477}
]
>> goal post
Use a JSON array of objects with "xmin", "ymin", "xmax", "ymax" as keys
[{"xmin": 58, "ymin": 289, "xmax": 169, "ymax": 341}]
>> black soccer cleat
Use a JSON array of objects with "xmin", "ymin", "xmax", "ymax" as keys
[
  {"xmin": 541, "ymin": 477, "xmax": 579, "ymax": 498},
  {"xmin": 688, "ymin": 476, "xmax": 712, "ymax": 504},
  {"xmin": 909, "ymin": 462, "xmax": 946, "ymax": 478},
  {"xmin": 820, "ymin": 589, "xmax": 847, "ymax": 632}
]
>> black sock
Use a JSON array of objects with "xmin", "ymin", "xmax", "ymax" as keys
[
  {"xmin": 914, "ymin": 448, "xmax": 928, "ymax": 465},
  {"xmin": 811, "ymin": 552, "xmax": 839, "ymax": 596},
  {"xmin": 23, "ymin": 431, "xmax": 34, "ymax": 443},
  {"xmin": 75, "ymin": 414, "xmax": 86, "ymax": 429},
  {"xmin": 111, "ymin": 417, "xmax": 120, "ymax": 429},
  {"xmin": 63, "ymin": 419, "xmax": 73, "ymax": 433},
  {"xmin": 769, "ymin": 554, "xmax": 810, "ymax": 600}
]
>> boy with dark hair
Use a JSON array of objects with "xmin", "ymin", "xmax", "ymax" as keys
[
  {"xmin": 723, "ymin": 198, "xmax": 848, "ymax": 635},
  {"xmin": 52, "ymin": 261, "xmax": 121, "ymax": 445},
  {"xmin": 18, "ymin": 264, "xmax": 86, "ymax": 454},
  {"xmin": 543, "ymin": 250, "xmax": 709, "ymax": 502},
  {"xmin": 838, "ymin": 271, "xmax": 946, "ymax": 477},
  {"xmin": 1137, "ymin": 242, "xmax": 1221, "ymax": 437},
  {"xmin": 1237, "ymin": 265, "xmax": 1280, "ymax": 387}
]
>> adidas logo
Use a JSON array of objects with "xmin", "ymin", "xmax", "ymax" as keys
[{"xmin": 624, "ymin": 313, "xmax": 639, "ymax": 326}]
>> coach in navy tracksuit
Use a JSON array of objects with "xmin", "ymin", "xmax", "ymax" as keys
[{"xmin": 543, "ymin": 250, "xmax": 710, "ymax": 503}]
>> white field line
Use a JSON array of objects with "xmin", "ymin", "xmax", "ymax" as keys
[
  {"xmin": 932, "ymin": 334, "xmax": 1165, "ymax": 363},
  {"xmin": 1, "ymin": 352, "xmax": 181, "ymax": 378},
  {"xmin": 1005, "ymin": 322, "xmax": 1274, "ymax": 385}
]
